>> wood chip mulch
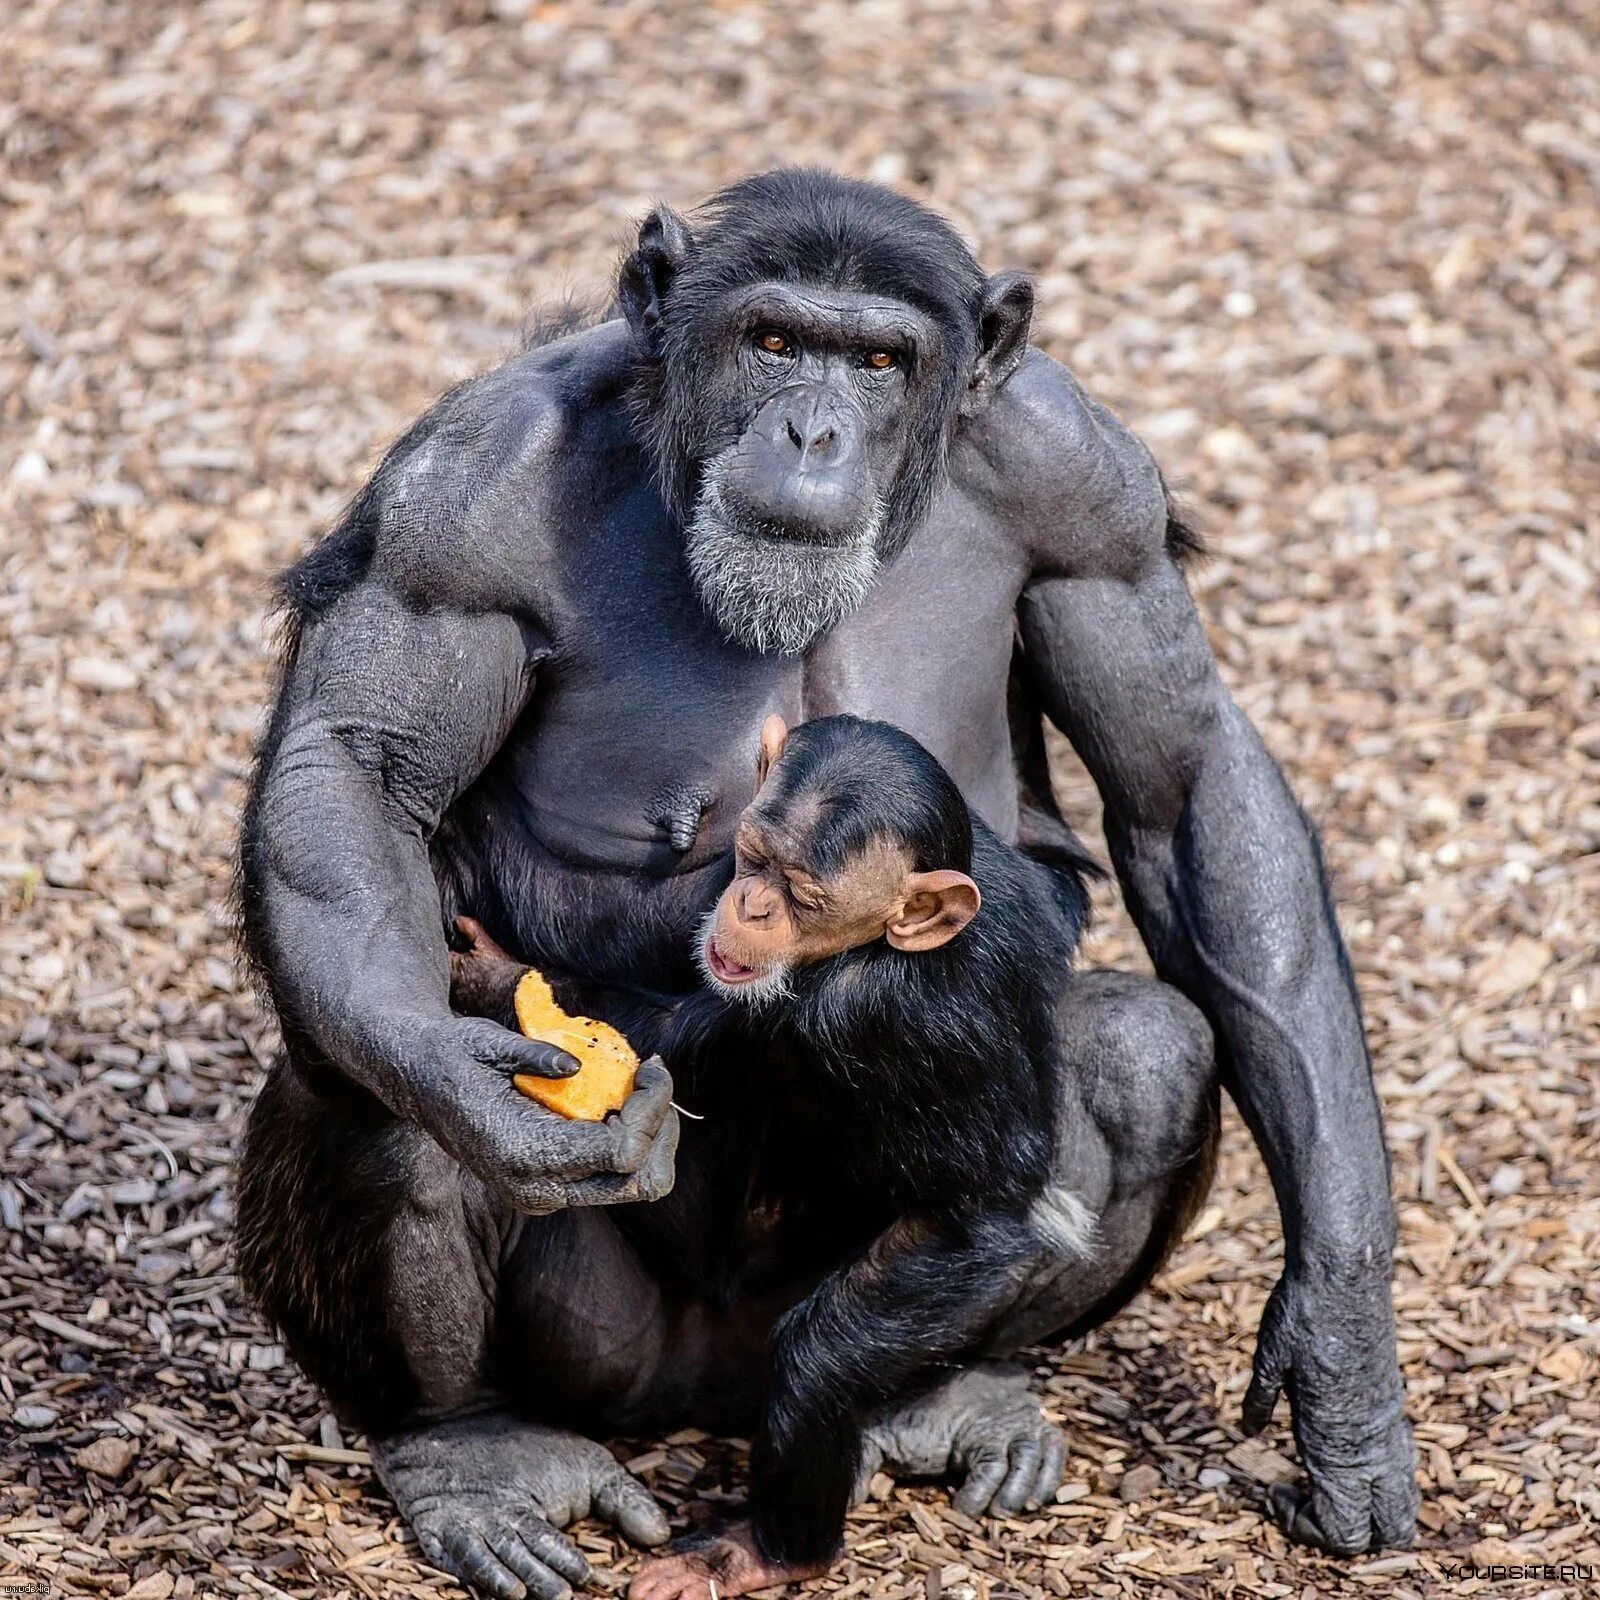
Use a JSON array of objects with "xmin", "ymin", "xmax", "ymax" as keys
[{"xmin": 2, "ymin": 2, "xmax": 1596, "ymax": 1598}]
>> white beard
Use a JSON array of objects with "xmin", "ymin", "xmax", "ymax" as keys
[
  {"xmin": 682, "ymin": 467, "xmax": 884, "ymax": 657},
  {"xmin": 693, "ymin": 910, "xmax": 795, "ymax": 1008}
]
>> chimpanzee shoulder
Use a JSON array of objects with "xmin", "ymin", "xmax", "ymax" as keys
[
  {"xmin": 956, "ymin": 348, "xmax": 1197, "ymax": 579},
  {"xmin": 276, "ymin": 319, "xmax": 639, "ymax": 628}
]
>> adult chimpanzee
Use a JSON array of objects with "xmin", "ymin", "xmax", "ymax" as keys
[
  {"xmin": 445, "ymin": 712, "xmax": 1220, "ymax": 1600},
  {"xmin": 236, "ymin": 169, "xmax": 1417, "ymax": 1599}
]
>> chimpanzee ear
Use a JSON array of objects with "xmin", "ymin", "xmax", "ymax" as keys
[
  {"xmin": 619, "ymin": 206, "xmax": 692, "ymax": 359},
  {"xmin": 962, "ymin": 270, "xmax": 1034, "ymax": 416},
  {"xmin": 886, "ymin": 870, "xmax": 982, "ymax": 952},
  {"xmin": 756, "ymin": 714, "xmax": 790, "ymax": 790}
]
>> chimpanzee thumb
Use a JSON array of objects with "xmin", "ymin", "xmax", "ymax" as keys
[
  {"xmin": 454, "ymin": 1016, "xmax": 580, "ymax": 1078},
  {"xmin": 1242, "ymin": 1278, "xmax": 1292, "ymax": 1435}
]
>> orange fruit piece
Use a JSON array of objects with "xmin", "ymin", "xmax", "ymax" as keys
[{"xmin": 511, "ymin": 969, "xmax": 638, "ymax": 1121}]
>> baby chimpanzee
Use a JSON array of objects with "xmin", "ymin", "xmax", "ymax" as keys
[{"xmin": 451, "ymin": 714, "xmax": 1208, "ymax": 1600}]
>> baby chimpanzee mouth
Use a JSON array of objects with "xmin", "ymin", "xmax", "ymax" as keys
[
  {"xmin": 704, "ymin": 936, "xmax": 760, "ymax": 984},
  {"xmin": 696, "ymin": 913, "xmax": 794, "ymax": 1006}
]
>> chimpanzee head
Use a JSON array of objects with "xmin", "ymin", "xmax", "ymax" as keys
[
  {"xmin": 698, "ymin": 714, "xmax": 982, "ymax": 1004},
  {"xmin": 620, "ymin": 169, "xmax": 1033, "ymax": 656}
]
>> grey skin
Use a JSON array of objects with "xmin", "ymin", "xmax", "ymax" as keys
[{"xmin": 242, "ymin": 223, "xmax": 1416, "ymax": 1596}]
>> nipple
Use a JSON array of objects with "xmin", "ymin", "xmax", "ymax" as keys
[{"xmin": 649, "ymin": 785, "xmax": 714, "ymax": 854}]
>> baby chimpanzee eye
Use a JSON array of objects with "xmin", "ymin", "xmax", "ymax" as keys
[{"xmin": 785, "ymin": 876, "xmax": 825, "ymax": 911}]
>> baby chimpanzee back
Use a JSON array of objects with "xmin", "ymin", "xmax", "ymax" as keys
[{"xmin": 694, "ymin": 713, "xmax": 1083, "ymax": 1222}]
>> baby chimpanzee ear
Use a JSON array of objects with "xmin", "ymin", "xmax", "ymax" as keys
[
  {"xmin": 886, "ymin": 870, "xmax": 982, "ymax": 952},
  {"xmin": 756, "ymin": 714, "xmax": 790, "ymax": 789}
]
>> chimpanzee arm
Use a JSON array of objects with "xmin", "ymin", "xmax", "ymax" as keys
[
  {"xmin": 1001, "ymin": 356, "xmax": 1416, "ymax": 1555},
  {"xmin": 750, "ymin": 1214, "xmax": 1036, "ymax": 1567},
  {"xmin": 241, "ymin": 574, "xmax": 677, "ymax": 1215}
]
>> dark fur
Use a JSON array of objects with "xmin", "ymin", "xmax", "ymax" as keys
[
  {"xmin": 469, "ymin": 716, "xmax": 1084, "ymax": 1565},
  {"xmin": 627, "ymin": 168, "xmax": 985, "ymax": 559},
  {"xmin": 234, "ymin": 1066, "xmax": 421, "ymax": 1435},
  {"xmin": 724, "ymin": 723, "xmax": 1078, "ymax": 1564},
  {"xmin": 740, "ymin": 717, "xmax": 1078, "ymax": 1219}
]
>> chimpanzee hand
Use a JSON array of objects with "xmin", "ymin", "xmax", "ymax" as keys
[
  {"xmin": 1243, "ymin": 1267, "xmax": 1419, "ymax": 1555},
  {"xmin": 397, "ymin": 1016, "xmax": 679, "ymax": 1215},
  {"xmin": 853, "ymin": 1363, "xmax": 1066, "ymax": 1516}
]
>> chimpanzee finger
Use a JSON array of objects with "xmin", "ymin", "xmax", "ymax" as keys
[
  {"xmin": 1241, "ymin": 1282, "xmax": 1290, "ymax": 1435},
  {"xmin": 993, "ymin": 1437, "xmax": 1042, "ymax": 1513},
  {"xmin": 851, "ymin": 1438, "xmax": 886, "ymax": 1505},
  {"xmin": 1032, "ymin": 1429, "xmax": 1068, "ymax": 1506},
  {"xmin": 416, "ymin": 1531, "xmax": 454, "ymax": 1581},
  {"xmin": 1270, "ymin": 1481, "xmax": 1370, "ymax": 1557},
  {"xmin": 593, "ymin": 1468, "xmax": 671, "ymax": 1547},
  {"xmin": 442, "ymin": 1526, "xmax": 527, "ymax": 1600},
  {"xmin": 538, "ymin": 1073, "xmax": 676, "ymax": 1185},
  {"xmin": 639, "ymin": 1112, "xmax": 680, "ymax": 1200},
  {"xmin": 952, "ymin": 1447, "xmax": 1009, "ymax": 1517},
  {"xmin": 454, "ymin": 914, "xmax": 514, "ymax": 962},
  {"xmin": 1235, "ymin": 1356, "xmax": 1286, "ymax": 1433},
  {"xmin": 610, "ymin": 1059, "xmax": 675, "ymax": 1169},
  {"xmin": 512, "ymin": 1514, "xmax": 594, "ymax": 1587},
  {"xmin": 484, "ymin": 1525, "xmax": 575, "ymax": 1600},
  {"xmin": 1372, "ymin": 1469, "xmax": 1420, "ymax": 1550},
  {"xmin": 458, "ymin": 1017, "xmax": 580, "ymax": 1079},
  {"xmin": 557, "ymin": 1112, "xmax": 679, "ymax": 1204}
]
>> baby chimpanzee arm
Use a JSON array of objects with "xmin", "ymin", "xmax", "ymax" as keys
[{"xmin": 751, "ymin": 1213, "xmax": 1037, "ymax": 1567}]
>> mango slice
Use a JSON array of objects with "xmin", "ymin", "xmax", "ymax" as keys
[{"xmin": 512, "ymin": 969, "xmax": 638, "ymax": 1121}]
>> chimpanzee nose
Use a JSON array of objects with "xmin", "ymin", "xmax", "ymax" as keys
[
  {"xmin": 727, "ymin": 387, "xmax": 869, "ymax": 542},
  {"xmin": 785, "ymin": 416, "xmax": 838, "ymax": 459},
  {"xmin": 738, "ymin": 879, "xmax": 777, "ymax": 923}
]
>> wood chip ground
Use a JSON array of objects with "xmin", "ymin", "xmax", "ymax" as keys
[{"xmin": 2, "ymin": 2, "xmax": 1596, "ymax": 1598}]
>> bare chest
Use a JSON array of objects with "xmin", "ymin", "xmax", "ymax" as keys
[{"xmin": 476, "ymin": 486, "xmax": 1027, "ymax": 877}]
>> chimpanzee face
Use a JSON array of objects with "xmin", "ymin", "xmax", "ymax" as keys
[
  {"xmin": 677, "ymin": 283, "xmax": 951, "ymax": 658},
  {"xmin": 698, "ymin": 283, "xmax": 939, "ymax": 540},
  {"xmin": 619, "ymin": 176, "xmax": 1032, "ymax": 659},
  {"xmin": 696, "ymin": 715, "xmax": 982, "ymax": 1005},
  {"xmin": 699, "ymin": 821, "xmax": 912, "ymax": 1004}
]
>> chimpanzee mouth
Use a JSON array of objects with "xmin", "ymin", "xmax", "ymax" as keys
[
  {"xmin": 683, "ymin": 468, "xmax": 884, "ymax": 656},
  {"xmin": 695, "ymin": 913, "xmax": 794, "ymax": 1006},
  {"xmin": 704, "ymin": 936, "xmax": 759, "ymax": 984}
]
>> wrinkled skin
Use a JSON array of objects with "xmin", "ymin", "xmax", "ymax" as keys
[
  {"xmin": 373, "ymin": 1410, "xmax": 671, "ymax": 1600},
  {"xmin": 854, "ymin": 1364, "xmax": 1068, "ymax": 1516},
  {"xmin": 237, "ymin": 176, "xmax": 1416, "ymax": 1597}
]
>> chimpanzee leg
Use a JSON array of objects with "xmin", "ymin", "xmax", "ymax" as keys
[
  {"xmin": 236, "ymin": 1055, "xmax": 674, "ymax": 1600},
  {"xmin": 996, "ymin": 969, "xmax": 1220, "ymax": 1347},
  {"xmin": 855, "ymin": 972, "xmax": 1218, "ymax": 1511}
]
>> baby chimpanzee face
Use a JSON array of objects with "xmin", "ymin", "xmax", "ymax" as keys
[{"xmin": 697, "ymin": 715, "xmax": 981, "ymax": 1004}]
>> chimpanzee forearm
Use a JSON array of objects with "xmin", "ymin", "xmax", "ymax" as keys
[
  {"xmin": 1018, "ymin": 567, "xmax": 1393, "ymax": 1268},
  {"xmin": 1120, "ymin": 704, "xmax": 1392, "ymax": 1261},
  {"xmin": 242, "ymin": 581, "xmax": 680, "ymax": 1215},
  {"xmin": 242, "ymin": 588, "xmax": 539, "ymax": 1100},
  {"xmin": 750, "ymin": 1213, "xmax": 1035, "ymax": 1566}
]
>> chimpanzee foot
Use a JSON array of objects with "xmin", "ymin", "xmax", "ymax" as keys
[
  {"xmin": 628, "ymin": 1525, "xmax": 826, "ymax": 1600},
  {"xmin": 373, "ymin": 1407, "xmax": 670, "ymax": 1599},
  {"xmin": 854, "ymin": 1362, "xmax": 1066, "ymax": 1516}
]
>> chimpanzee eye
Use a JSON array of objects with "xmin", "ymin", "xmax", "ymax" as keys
[
  {"xmin": 785, "ymin": 875, "xmax": 824, "ymax": 911},
  {"xmin": 754, "ymin": 329, "xmax": 795, "ymax": 358},
  {"xmin": 862, "ymin": 349, "xmax": 897, "ymax": 370}
]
